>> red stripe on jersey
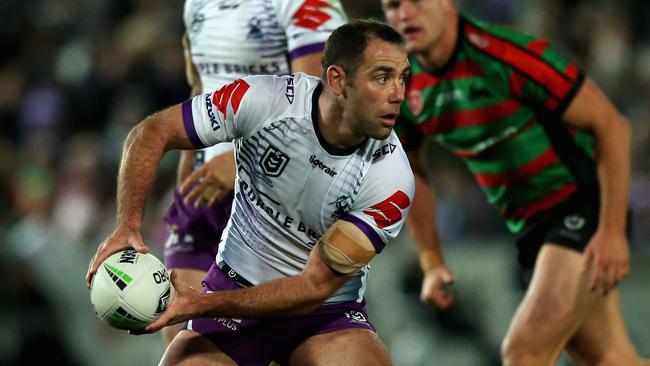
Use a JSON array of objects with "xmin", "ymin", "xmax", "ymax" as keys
[
  {"xmin": 441, "ymin": 60, "xmax": 483, "ymax": 80},
  {"xmin": 212, "ymin": 79, "xmax": 250, "ymax": 118},
  {"xmin": 543, "ymin": 97, "xmax": 559, "ymax": 111},
  {"xmin": 408, "ymin": 72, "xmax": 440, "ymax": 91},
  {"xmin": 565, "ymin": 64, "xmax": 579, "ymax": 80},
  {"xmin": 474, "ymin": 147, "xmax": 559, "ymax": 187},
  {"xmin": 419, "ymin": 99, "xmax": 520, "ymax": 134},
  {"xmin": 509, "ymin": 71, "xmax": 526, "ymax": 97},
  {"xmin": 527, "ymin": 39, "xmax": 548, "ymax": 56},
  {"xmin": 501, "ymin": 183, "xmax": 576, "ymax": 219},
  {"xmin": 465, "ymin": 23, "xmax": 572, "ymax": 100},
  {"xmin": 292, "ymin": 0, "xmax": 332, "ymax": 31}
]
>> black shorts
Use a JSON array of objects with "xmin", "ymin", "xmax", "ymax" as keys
[{"xmin": 515, "ymin": 196, "xmax": 632, "ymax": 284}]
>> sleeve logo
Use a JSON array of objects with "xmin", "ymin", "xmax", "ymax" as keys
[
  {"xmin": 363, "ymin": 191, "xmax": 411, "ymax": 228},
  {"xmin": 212, "ymin": 79, "xmax": 250, "ymax": 121},
  {"xmin": 292, "ymin": 0, "xmax": 332, "ymax": 30}
]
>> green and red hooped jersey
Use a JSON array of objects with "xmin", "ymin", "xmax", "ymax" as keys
[{"xmin": 397, "ymin": 15, "xmax": 598, "ymax": 233}]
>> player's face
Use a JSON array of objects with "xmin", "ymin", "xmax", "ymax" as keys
[
  {"xmin": 382, "ymin": 0, "xmax": 451, "ymax": 54},
  {"xmin": 345, "ymin": 39, "xmax": 409, "ymax": 140}
]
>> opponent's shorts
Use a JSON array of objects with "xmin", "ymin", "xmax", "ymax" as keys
[
  {"xmin": 186, "ymin": 263, "xmax": 376, "ymax": 366},
  {"xmin": 163, "ymin": 190, "xmax": 234, "ymax": 271},
  {"xmin": 515, "ymin": 195, "xmax": 631, "ymax": 284}
]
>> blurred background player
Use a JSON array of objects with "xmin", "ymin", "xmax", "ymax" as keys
[
  {"xmin": 162, "ymin": 0, "xmax": 348, "ymax": 344},
  {"xmin": 381, "ymin": 0, "xmax": 650, "ymax": 365}
]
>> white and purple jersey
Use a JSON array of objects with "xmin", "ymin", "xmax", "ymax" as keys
[
  {"xmin": 182, "ymin": 73, "xmax": 415, "ymax": 303},
  {"xmin": 184, "ymin": 0, "xmax": 348, "ymax": 162}
]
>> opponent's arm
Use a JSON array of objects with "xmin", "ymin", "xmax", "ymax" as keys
[
  {"xmin": 407, "ymin": 151, "xmax": 454, "ymax": 309},
  {"xmin": 86, "ymin": 104, "xmax": 194, "ymax": 286},
  {"xmin": 143, "ymin": 220, "xmax": 375, "ymax": 332},
  {"xmin": 561, "ymin": 77, "xmax": 631, "ymax": 295}
]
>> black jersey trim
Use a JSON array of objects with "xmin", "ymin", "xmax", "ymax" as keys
[{"xmin": 553, "ymin": 72, "xmax": 585, "ymax": 119}]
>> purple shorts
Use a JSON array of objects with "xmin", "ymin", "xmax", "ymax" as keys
[
  {"xmin": 163, "ymin": 190, "xmax": 234, "ymax": 271},
  {"xmin": 187, "ymin": 263, "xmax": 376, "ymax": 366}
]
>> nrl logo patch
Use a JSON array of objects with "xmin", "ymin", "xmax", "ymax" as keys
[{"xmin": 259, "ymin": 145, "xmax": 290, "ymax": 177}]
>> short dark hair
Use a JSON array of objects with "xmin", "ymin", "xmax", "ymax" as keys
[{"xmin": 321, "ymin": 19, "xmax": 405, "ymax": 81}]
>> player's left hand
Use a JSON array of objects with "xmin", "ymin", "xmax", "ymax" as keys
[
  {"xmin": 131, "ymin": 270, "xmax": 203, "ymax": 335},
  {"xmin": 582, "ymin": 228, "xmax": 630, "ymax": 296},
  {"xmin": 180, "ymin": 152, "xmax": 236, "ymax": 208}
]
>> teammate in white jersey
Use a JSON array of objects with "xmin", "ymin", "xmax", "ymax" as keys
[
  {"xmin": 87, "ymin": 21, "xmax": 413, "ymax": 365},
  {"xmin": 163, "ymin": 0, "xmax": 347, "ymax": 344}
]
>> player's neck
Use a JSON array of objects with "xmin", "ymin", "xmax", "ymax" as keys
[
  {"xmin": 415, "ymin": 12, "xmax": 459, "ymax": 71},
  {"xmin": 317, "ymin": 89, "xmax": 365, "ymax": 149}
]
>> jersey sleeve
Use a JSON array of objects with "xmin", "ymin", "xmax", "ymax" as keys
[
  {"xmin": 341, "ymin": 136, "xmax": 415, "ymax": 254},
  {"xmin": 181, "ymin": 76, "xmax": 275, "ymax": 148},
  {"xmin": 274, "ymin": 0, "xmax": 348, "ymax": 61}
]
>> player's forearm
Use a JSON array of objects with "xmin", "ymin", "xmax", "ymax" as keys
[
  {"xmin": 409, "ymin": 173, "xmax": 445, "ymax": 271},
  {"xmin": 116, "ymin": 118, "xmax": 169, "ymax": 230},
  {"xmin": 196, "ymin": 274, "xmax": 339, "ymax": 319},
  {"xmin": 595, "ymin": 115, "xmax": 631, "ymax": 232}
]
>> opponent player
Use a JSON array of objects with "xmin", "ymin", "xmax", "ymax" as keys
[
  {"xmin": 87, "ymin": 20, "xmax": 414, "ymax": 365},
  {"xmin": 381, "ymin": 0, "xmax": 650, "ymax": 365},
  {"xmin": 163, "ymin": 0, "xmax": 347, "ymax": 344}
]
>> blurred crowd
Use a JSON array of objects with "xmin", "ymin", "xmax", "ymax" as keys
[{"xmin": 1, "ymin": 0, "xmax": 649, "ymax": 365}]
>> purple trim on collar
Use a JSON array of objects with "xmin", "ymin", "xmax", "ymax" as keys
[
  {"xmin": 289, "ymin": 43, "xmax": 325, "ymax": 60},
  {"xmin": 341, "ymin": 214, "xmax": 386, "ymax": 254},
  {"xmin": 182, "ymin": 100, "xmax": 205, "ymax": 148}
]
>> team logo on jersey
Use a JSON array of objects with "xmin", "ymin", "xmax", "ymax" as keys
[
  {"xmin": 329, "ymin": 195, "xmax": 352, "ymax": 219},
  {"xmin": 563, "ymin": 214, "xmax": 586, "ymax": 230},
  {"xmin": 292, "ymin": 0, "xmax": 332, "ymax": 30},
  {"xmin": 260, "ymin": 145, "xmax": 290, "ymax": 177},
  {"xmin": 407, "ymin": 89, "xmax": 424, "ymax": 115},
  {"xmin": 468, "ymin": 31, "xmax": 489, "ymax": 49}
]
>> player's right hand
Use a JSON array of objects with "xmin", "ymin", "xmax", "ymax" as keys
[
  {"xmin": 86, "ymin": 228, "xmax": 150, "ymax": 288},
  {"xmin": 420, "ymin": 265, "xmax": 455, "ymax": 310}
]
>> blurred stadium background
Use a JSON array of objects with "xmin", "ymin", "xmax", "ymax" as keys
[{"xmin": 1, "ymin": 0, "xmax": 649, "ymax": 365}]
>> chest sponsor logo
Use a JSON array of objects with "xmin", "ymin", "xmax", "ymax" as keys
[
  {"xmin": 407, "ymin": 89, "xmax": 424, "ymax": 115},
  {"xmin": 260, "ymin": 145, "xmax": 290, "ymax": 177},
  {"xmin": 563, "ymin": 214, "xmax": 586, "ymax": 230},
  {"xmin": 309, "ymin": 155, "xmax": 337, "ymax": 177}
]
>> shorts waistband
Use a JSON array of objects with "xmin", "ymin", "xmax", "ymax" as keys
[{"xmin": 218, "ymin": 262, "xmax": 253, "ymax": 288}]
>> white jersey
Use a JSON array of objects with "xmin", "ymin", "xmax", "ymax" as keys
[
  {"xmin": 182, "ymin": 73, "xmax": 415, "ymax": 303},
  {"xmin": 184, "ymin": 0, "xmax": 348, "ymax": 161}
]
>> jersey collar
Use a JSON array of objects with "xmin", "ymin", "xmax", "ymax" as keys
[{"xmin": 311, "ymin": 82, "xmax": 367, "ymax": 156}]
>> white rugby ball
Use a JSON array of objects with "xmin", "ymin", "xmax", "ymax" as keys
[{"xmin": 90, "ymin": 249, "xmax": 173, "ymax": 330}]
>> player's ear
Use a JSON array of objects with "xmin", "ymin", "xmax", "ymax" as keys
[{"xmin": 326, "ymin": 65, "xmax": 347, "ymax": 97}]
